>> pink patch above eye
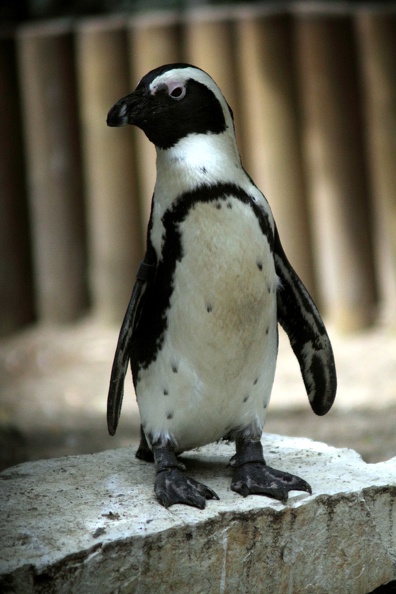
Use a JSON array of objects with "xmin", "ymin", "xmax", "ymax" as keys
[{"xmin": 167, "ymin": 80, "xmax": 186, "ymax": 99}]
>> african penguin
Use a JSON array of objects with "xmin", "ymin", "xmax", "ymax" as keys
[{"xmin": 106, "ymin": 63, "xmax": 337, "ymax": 509}]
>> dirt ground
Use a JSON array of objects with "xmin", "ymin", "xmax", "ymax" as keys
[{"xmin": 1, "ymin": 317, "xmax": 396, "ymax": 471}]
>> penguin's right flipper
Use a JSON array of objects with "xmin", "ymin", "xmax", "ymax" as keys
[
  {"xmin": 273, "ymin": 225, "xmax": 337, "ymax": 416},
  {"xmin": 107, "ymin": 259, "xmax": 155, "ymax": 436}
]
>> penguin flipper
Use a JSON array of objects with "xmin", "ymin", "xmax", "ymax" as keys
[
  {"xmin": 107, "ymin": 259, "xmax": 155, "ymax": 436},
  {"xmin": 274, "ymin": 226, "xmax": 337, "ymax": 415}
]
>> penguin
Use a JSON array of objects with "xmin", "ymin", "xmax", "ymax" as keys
[{"xmin": 106, "ymin": 63, "xmax": 337, "ymax": 509}]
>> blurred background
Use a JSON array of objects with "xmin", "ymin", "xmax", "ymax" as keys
[{"xmin": 1, "ymin": 0, "xmax": 396, "ymax": 471}]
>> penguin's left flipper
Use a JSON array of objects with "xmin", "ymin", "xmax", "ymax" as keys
[
  {"xmin": 274, "ymin": 226, "xmax": 337, "ymax": 416},
  {"xmin": 107, "ymin": 259, "xmax": 155, "ymax": 436}
]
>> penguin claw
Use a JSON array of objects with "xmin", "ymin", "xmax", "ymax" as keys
[
  {"xmin": 154, "ymin": 468, "xmax": 219, "ymax": 509},
  {"xmin": 231, "ymin": 462, "xmax": 312, "ymax": 503}
]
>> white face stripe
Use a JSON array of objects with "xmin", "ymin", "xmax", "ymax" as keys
[{"xmin": 148, "ymin": 66, "xmax": 235, "ymax": 133}]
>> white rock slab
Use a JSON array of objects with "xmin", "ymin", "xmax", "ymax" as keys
[{"xmin": 1, "ymin": 435, "xmax": 395, "ymax": 593}]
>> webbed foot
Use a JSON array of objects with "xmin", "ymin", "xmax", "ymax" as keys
[
  {"xmin": 231, "ymin": 462, "xmax": 312, "ymax": 502},
  {"xmin": 155, "ymin": 467, "xmax": 219, "ymax": 509},
  {"xmin": 230, "ymin": 438, "xmax": 312, "ymax": 503},
  {"xmin": 153, "ymin": 445, "xmax": 219, "ymax": 509}
]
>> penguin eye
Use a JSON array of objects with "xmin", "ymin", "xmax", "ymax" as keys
[{"xmin": 169, "ymin": 85, "xmax": 186, "ymax": 100}]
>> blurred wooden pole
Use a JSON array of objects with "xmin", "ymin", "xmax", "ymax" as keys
[
  {"xmin": 356, "ymin": 7, "xmax": 396, "ymax": 325},
  {"xmin": 76, "ymin": 17, "xmax": 142, "ymax": 323},
  {"xmin": 17, "ymin": 20, "xmax": 88, "ymax": 323},
  {"xmin": 235, "ymin": 6, "xmax": 316, "ymax": 297},
  {"xmin": 0, "ymin": 33, "xmax": 34, "ymax": 335},
  {"xmin": 294, "ymin": 8, "xmax": 377, "ymax": 331},
  {"xmin": 183, "ymin": 7, "xmax": 246, "ymax": 161},
  {"xmin": 128, "ymin": 12, "xmax": 181, "ymax": 236}
]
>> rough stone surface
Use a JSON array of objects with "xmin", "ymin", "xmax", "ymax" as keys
[{"xmin": 1, "ymin": 435, "xmax": 395, "ymax": 593}]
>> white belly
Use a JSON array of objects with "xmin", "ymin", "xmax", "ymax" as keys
[{"xmin": 137, "ymin": 196, "xmax": 278, "ymax": 452}]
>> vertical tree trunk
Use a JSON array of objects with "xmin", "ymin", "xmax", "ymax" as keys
[
  {"xmin": 17, "ymin": 20, "xmax": 88, "ymax": 323},
  {"xmin": 356, "ymin": 7, "xmax": 396, "ymax": 325},
  {"xmin": 0, "ymin": 33, "xmax": 34, "ymax": 335},
  {"xmin": 295, "ymin": 9, "xmax": 377, "ymax": 331},
  {"xmin": 76, "ymin": 16, "xmax": 142, "ymax": 323}
]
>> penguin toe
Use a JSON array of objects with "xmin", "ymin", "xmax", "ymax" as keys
[
  {"xmin": 264, "ymin": 464, "xmax": 312, "ymax": 495},
  {"xmin": 231, "ymin": 462, "xmax": 312, "ymax": 502},
  {"xmin": 154, "ymin": 468, "xmax": 219, "ymax": 509}
]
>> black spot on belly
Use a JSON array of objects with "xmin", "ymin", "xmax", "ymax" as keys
[
  {"xmin": 163, "ymin": 389, "xmax": 169, "ymax": 396},
  {"xmin": 166, "ymin": 412, "xmax": 174, "ymax": 420},
  {"xmin": 206, "ymin": 303, "xmax": 213, "ymax": 313},
  {"xmin": 267, "ymin": 284, "xmax": 271, "ymax": 294},
  {"xmin": 257, "ymin": 260, "xmax": 263, "ymax": 271},
  {"xmin": 253, "ymin": 378, "xmax": 258, "ymax": 386},
  {"xmin": 172, "ymin": 155, "xmax": 185, "ymax": 164},
  {"xmin": 243, "ymin": 394, "xmax": 250, "ymax": 403},
  {"xmin": 263, "ymin": 401, "xmax": 268, "ymax": 409},
  {"xmin": 172, "ymin": 364, "xmax": 178, "ymax": 373},
  {"xmin": 266, "ymin": 327, "xmax": 269, "ymax": 335},
  {"xmin": 200, "ymin": 166, "xmax": 207, "ymax": 174},
  {"xmin": 215, "ymin": 202, "xmax": 222, "ymax": 210},
  {"xmin": 227, "ymin": 202, "xmax": 232, "ymax": 209}
]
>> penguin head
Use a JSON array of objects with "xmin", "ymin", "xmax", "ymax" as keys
[{"xmin": 107, "ymin": 63, "xmax": 235, "ymax": 150}]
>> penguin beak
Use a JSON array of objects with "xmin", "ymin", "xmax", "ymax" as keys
[{"xmin": 107, "ymin": 88, "xmax": 147, "ymax": 128}]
